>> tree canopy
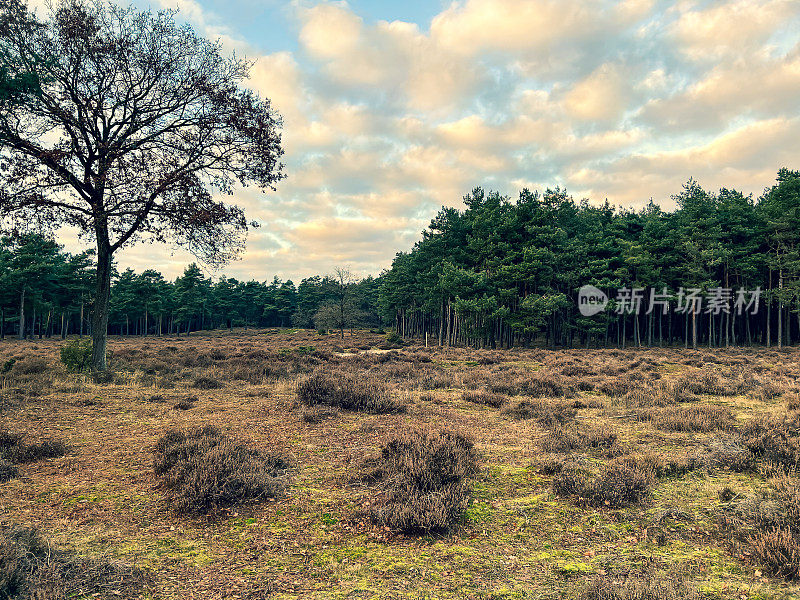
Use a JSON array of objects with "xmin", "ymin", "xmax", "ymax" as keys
[{"xmin": 0, "ymin": 0, "xmax": 284, "ymax": 368}]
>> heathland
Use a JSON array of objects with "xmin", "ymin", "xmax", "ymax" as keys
[{"xmin": 1, "ymin": 329, "xmax": 799, "ymax": 599}]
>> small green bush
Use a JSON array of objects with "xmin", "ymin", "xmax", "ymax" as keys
[
  {"xmin": 59, "ymin": 339, "xmax": 93, "ymax": 372},
  {"xmin": 385, "ymin": 332, "xmax": 403, "ymax": 345}
]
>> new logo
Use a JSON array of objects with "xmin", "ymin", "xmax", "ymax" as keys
[{"xmin": 578, "ymin": 285, "xmax": 608, "ymax": 316}]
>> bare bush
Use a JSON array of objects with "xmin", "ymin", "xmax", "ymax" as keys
[
  {"xmin": 0, "ymin": 525, "xmax": 147, "ymax": 599},
  {"xmin": 639, "ymin": 405, "xmax": 735, "ymax": 433},
  {"xmin": 553, "ymin": 456, "xmax": 655, "ymax": 508},
  {"xmin": 153, "ymin": 426, "xmax": 288, "ymax": 514},
  {"xmin": 372, "ymin": 426, "xmax": 478, "ymax": 533},
  {"xmin": 297, "ymin": 371, "xmax": 403, "ymax": 414}
]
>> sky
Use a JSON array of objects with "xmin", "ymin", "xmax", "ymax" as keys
[{"xmin": 63, "ymin": 0, "xmax": 800, "ymax": 282}]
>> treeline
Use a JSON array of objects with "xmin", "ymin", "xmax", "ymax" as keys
[
  {"xmin": 3, "ymin": 169, "xmax": 799, "ymax": 348},
  {"xmin": 379, "ymin": 169, "xmax": 800, "ymax": 349},
  {"xmin": 0, "ymin": 235, "xmax": 381, "ymax": 339}
]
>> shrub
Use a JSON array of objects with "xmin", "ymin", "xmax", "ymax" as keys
[
  {"xmin": 0, "ymin": 433, "xmax": 68, "ymax": 464},
  {"xmin": 0, "ymin": 525, "xmax": 147, "ymax": 599},
  {"xmin": 373, "ymin": 426, "xmax": 478, "ymax": 533},
  {"xmin": 10, "ymin": 357, "xmax": 48, "ymax": 376},
  {"xmin": 173, "ymin": 398, "xmax": 195, "ymax": 410},
  {"xmin": 640, "ymin": 405, "xmax": 735, "ymax": 432},
  {"xmin": 741, "ymin": 413, "xmax": 800, "ymax": 472},
  {"xmin": 577, "ymin": 572, "xmax": 699, "ymax": 600},
  {"xmin": 59, "ymin": 339, "xmax": 93, "ymax": 372},
  {"xmin": 192, "ymin": 376, "xmax": 222, "ymax": 389},
  {"xmin": 720, "ymin": 474, "xmax": 800, "ymax": 580},
  {"xmin": 297, "ymin": 371, "xmax": 403, "ymax": 414},
  {"xmin": 540, "ymin": 426, "xmax": 620, "ymax": 455},
  {"xmin": 300, "ymin": 406, "xmax": 338, "ymax": 424},
  {"xmin": 522, "ymin": 372, "xmax": 576, "ymax": 398},
  {"xmin": 90, "ymin": 370, "xmax": 114, "ymax": 384},
  {"xmin": 461, "ymin": 390, "xmax": 506, "ymax": 408},
  {"xmin": 749, "ymin": 528, "xmax": 800, "ymax": 580},
  {"xmin": 0, "ymin": 459, "xmax": 18, "ymax": 483},
  {"xmin": 532, "ymin": 455, "xmax": 564, "ymax": 475},
  {"xmin": 153, "ymin": 426, "xmax": 288, "ymax": 514},
  {"xmin": 553, "ymin": 456, "xmax": 655, "ymax": 508},
  {"xmin": 503, "ymin": 398, "xmax": 576, "ymax": 426},
  {"xmin": 385, "ymin": 332, "xmax": 403, "ymax": 345}
]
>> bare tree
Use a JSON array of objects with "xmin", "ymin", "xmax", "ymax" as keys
[
  {"xmin": 0, "ymin": 0, "xmax": 284, "ymax": 369},
  {"xmin": 314, "ymin": 267, "xmax": 366, "ymax": 339}
]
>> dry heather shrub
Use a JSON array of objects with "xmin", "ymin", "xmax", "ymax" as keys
[
  {"xmin": 741, "ymin": 413, "xmax": 800, "ymax": 472},
  {"xmin": 539, "ymin": 426, "xmax": 620, "ymax": 455},
  {"xmin": 640, "ymin": 405, "xmax": 735, "ymax": 433},
  {"xmin": 191, "ymin": 375, "xmax": 222, "ymax": 389},
  {"xmin": 720, "ymin": 474, "xmax": 800, "ymax": 580},
  {"xmin": 374, "ymin": 426, "xmax": 478, "ymax": 533},
  {"xmin": 0, "ymin": 459, "xmax": 18, "ymax": 483},
  {"xmin": 532, "ymin": 455, "xmax": 565, "ymax": 475},
  {"xmin": 577, "ymin": 572, "xmax": 699, "ymax": 600},
  {"xmin": 788, "ymin": 394, "xmax": 800, "ymax": 412},
  {"xmin": 553, "ymin": 456, "xmax": 655, "ymax": 508},
  {"xmin": 153, "ymin": 426, "xmax": 288, "ymax": 514},
  {"xmin": 0, "ymin": 525, "xmax": 147, "ymax": 600},
  {"xmin": 9, "ymin": 357, "xmax": 48, "ymax": 376},
  {"xmin": 597, "ymin": 377, "xmax": 636, "ymax": 398},
  {"xmin": 419, "ymin": 373, "xmax": 453, "ymax": 390},
  {"xmin": 749, "ymin": 528, "xmax": 800, "ymax": 580},
  {"xmin": 297, "ymin": 371, "xmax": 403, "ymax": 414},
  {"xmin": 461, "ymin": 390, "xmax": 506, "ymax": 408},
  {"xmin": 750, "ymin": 381, "xmax": 786, "ymax": 402},
  {"xmin": 622, "ymin": 383, "xmax": 676, "ymax": 408},
  {"xmin": 688, "ymin": 371, "xmax": 724, "ymax": 395},
  {"xmin": 172, "ymin": 397, "xmax": 196, "ymax": 410},
  {"xmin": 704, "ymin": 438, "xmax": 756, "ymax": 473},
  {"xmin": 503, "ymin": 398, "xmax": 576, "ymax": 425},
  {"xmin": 522, "ymin": 372, "xmax": 576, "ymax": 398},
  {"xmin": 0, "ymin": 432, "xmax": 68, "ymax": 464},
  {"xmin": 300, "ymin": 405, "xmax": 338, "ymax": 424},
  {"xmin": 560, "ymin": 364, "xmax": 596, "ymax": 377}
]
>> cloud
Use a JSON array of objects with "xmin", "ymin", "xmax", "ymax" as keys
[
  {"xmin": 45, "ymin": 0, "xmax": 800, "ymax": 282},
  {"xmin": 670, "ymin": 0, "xmax": 796, "ymax": 62},
  {"xmin": 564, "ymin": 63, "xmax": 629, "ymax": 122}
]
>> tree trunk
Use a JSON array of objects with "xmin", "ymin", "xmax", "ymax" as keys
[
  {"xmin": 91, "ymin": 241, "xmax": 112, "ymax": 371},
  {"xmin": 778, "ymin": 268, "xmax": 783, "ymax": 349},
  {"xmin": 18, "ymin": 286, "xmax": 25, "ymax": 340}
]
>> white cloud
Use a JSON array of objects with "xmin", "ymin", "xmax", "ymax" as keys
[{"xmin": 47, "ymin": 0, "xmax": 800, "ymax": 281}]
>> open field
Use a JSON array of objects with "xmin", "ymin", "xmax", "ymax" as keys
[{"xmin": 1, "ymin": 329, "xmax": 800, "ymax": 599}]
